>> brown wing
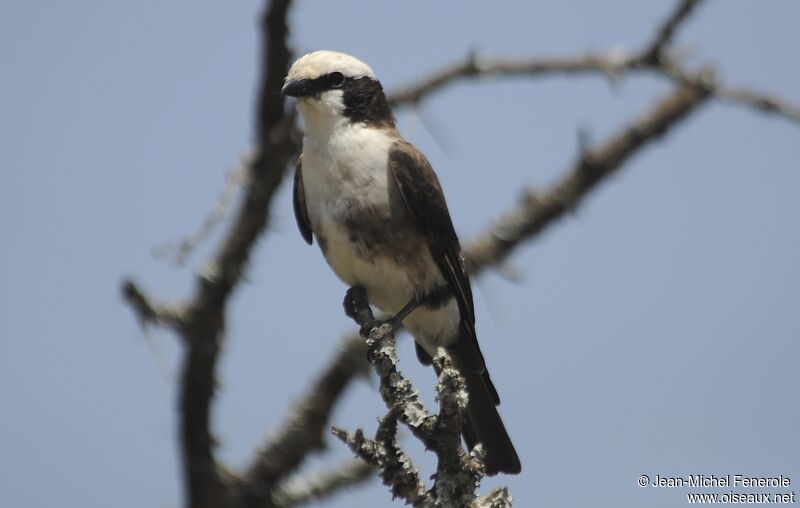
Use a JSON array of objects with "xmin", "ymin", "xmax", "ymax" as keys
[
  {"xmin": 388, "ymin": 140, "xmax": 486, "ymax": 374},
  {"xmin": 293, "ymin": 156, "xmax": 313, "ymax": 245}
]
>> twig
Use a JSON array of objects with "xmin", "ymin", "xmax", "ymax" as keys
[
  {"xmin": 121, "ymin": 280, "xmax": 186, "ymax": 328},
  {"xmin": 641, "ymin": 0, "xmax": 705, "ymax": 64},
  {"xmin": 333, "ymin": 409, "xmax": 430, "ymax": 506},
  {"xmin": 716, "ymin": 85, "xmax": 800, "ymax": 125},
  {"xmin": 387, "ymin": 52, "xmax": 642, "ymax": 106}
]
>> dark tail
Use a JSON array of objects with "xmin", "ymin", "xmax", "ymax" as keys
[{"xmin": 462, "ymin": 370, "xmax": 521, "ymax": 475}]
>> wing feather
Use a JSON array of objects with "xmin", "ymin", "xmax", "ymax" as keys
[
  {"xmin": 388, "ymin": 141, "xmax": 486, "ymax": 373},
  {"xmin": 293, "ymin": 157, "xmax": 313, "ymax": 245}
]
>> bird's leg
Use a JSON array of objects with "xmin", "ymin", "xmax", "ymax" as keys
[
  {"xmin": 386, "ymin": 297, "xmax": 422, "ymax": 331},
  {"xmin": 387, "ymin": 284, "xmax": 450, "ymax": 329},
  {"xmin": 344, "ymin": 285, "xmax": 422, "ymax": 335}
]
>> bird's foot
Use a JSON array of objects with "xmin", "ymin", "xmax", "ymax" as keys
[
  {"xmin": 343, "ymin": 286, "xmax": 364, "ymax": 320},
  {"xmin": 344, "ymin": 286, "xmax": 375, "ymax": 337}
]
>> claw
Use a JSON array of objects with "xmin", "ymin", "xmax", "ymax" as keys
[{"xmin": 343, "ymin": 287, "xmax": 359, "ymax": 320}]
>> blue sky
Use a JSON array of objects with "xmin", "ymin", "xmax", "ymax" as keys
[{"xmin": 1, "ymin": 1, "xmax": 798, "ymax": 507}]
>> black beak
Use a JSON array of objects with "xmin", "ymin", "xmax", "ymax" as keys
[{"xmin": 281, "ymin": 79, "xmax": 312, "ymax": 98}]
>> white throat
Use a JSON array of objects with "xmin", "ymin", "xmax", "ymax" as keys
[{"xmin": 296, "ymin": 91, "xmax": 350, "ymax": 138}]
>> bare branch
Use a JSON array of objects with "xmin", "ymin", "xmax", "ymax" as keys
[
  {"xmin": 464, "ymin": 80, "xmax": 711, "ymax": 273},
  {"xmin": 272, "ymin": 460, "xmax": 375, "ymax": 508},
  {"xmin": 715, "ymin": 84, "xmax": 800, "ymax": 125},
  {"xmin": 641, "ymin": 0, "xmax": 705, "ymax": 64},
  {"xmin": 387, "ymin": 52, "xmax": 642, "ymax": 106},
  {"xmin": 387, "ymin": 0, "xmax": 800, "ymax": 128}
]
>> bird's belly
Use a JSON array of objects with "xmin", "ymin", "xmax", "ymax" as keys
[
  {"xmin": 318, "ymin": 212, "xmax": 461, "ymax": 350},
  {"xmin": 318, "ymin": 211, "xmax": 416, "ymax": 311}
]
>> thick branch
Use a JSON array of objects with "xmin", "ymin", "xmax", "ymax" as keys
[{"xmin": 121, "ymin": 0, "xmax": 297, "ymax": 506}]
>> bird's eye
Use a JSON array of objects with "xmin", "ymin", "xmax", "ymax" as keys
[{"xmin": 329, "ymin": 72, "xmax": 345, "ymax": 88}]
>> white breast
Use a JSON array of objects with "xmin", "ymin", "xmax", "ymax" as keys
[{"xmin": 302, "ymin": 125, "xmax": 405, "ymax": 298}]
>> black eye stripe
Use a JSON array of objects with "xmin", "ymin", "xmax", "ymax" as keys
[{"xmin": 301, "ymin": 72, "xmax": 348, "ymax": 93}]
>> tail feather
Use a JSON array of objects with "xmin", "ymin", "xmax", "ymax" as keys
[{"xmin": 462, "ymin": 371, "xmax": 521, "ymax": 475}]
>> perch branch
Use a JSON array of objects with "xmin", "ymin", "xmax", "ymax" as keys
[{"xmin": 338, "ymin": 288, "xmax": 500, "ymax": 506}]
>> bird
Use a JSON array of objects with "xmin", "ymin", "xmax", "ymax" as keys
[{"xmin": 282, "ymin": 50, "xmax": 520, "ymax": 475}]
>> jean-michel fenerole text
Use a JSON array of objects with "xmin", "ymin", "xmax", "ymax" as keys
[{"xmin": 652, "ymin": 475, "xmax": 791, "ymax": 488}]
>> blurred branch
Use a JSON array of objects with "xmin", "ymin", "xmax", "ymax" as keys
[
  {"xmin": 465, "ymin": 80, "xmax": 710, "ymax": 273},
  {"xmin": 387, "ymin": 51, "xmax": 645, "ymax": 106},
  {"xmin": 272, "ymin": 460, "xmax": 375, "ymax": 508},
  {"xmin": 708, "ymin": 82, "xmax": 800, "ymax": 124},
  {"xmin": 641, "ymin": 0, "xmax": 704, "ymax": 64},
  {"xmin": 122, "ymin": 0, "xmax": 297, "ymax": 506},
  {"xmin": 387, "ymin": 0, "xmax": 799, "ymax": 127},
  {"xmin": 121, "ymin": 280, "xmax": 186, "ymax": 328}
]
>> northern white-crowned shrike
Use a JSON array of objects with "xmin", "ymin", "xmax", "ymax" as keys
[{"xmin": 283, "ymin": 50, "xmax": 520, "ymax": 475}]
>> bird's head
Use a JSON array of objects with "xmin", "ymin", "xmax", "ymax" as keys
[{"xmin": 283, "ymin": 50, "xmax": 394, "ymax": 130}]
